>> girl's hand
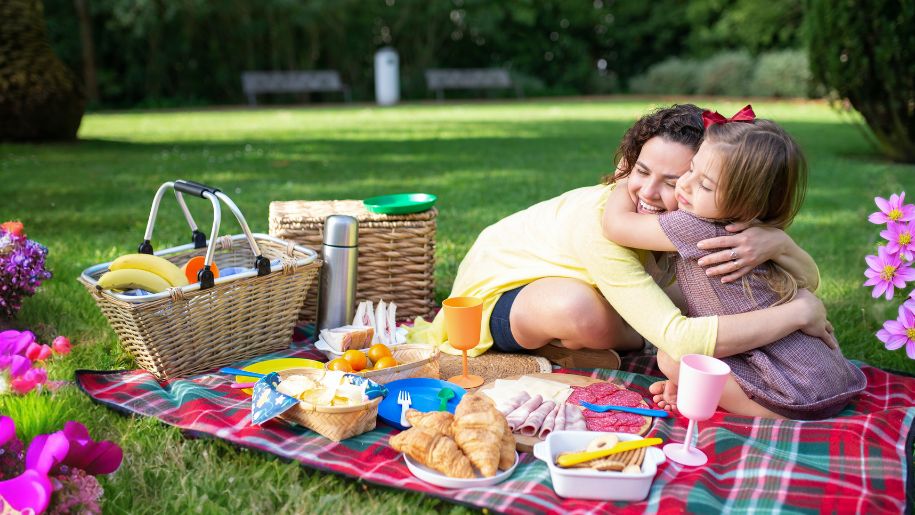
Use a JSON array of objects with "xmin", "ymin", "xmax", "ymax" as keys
[
  {"xmin": 792, "ymin": 289, "xmax": 838, "ymax": 349},
  {"xmin": 695, "ymin": 222, "xmax": 787, "ymax": 282}
]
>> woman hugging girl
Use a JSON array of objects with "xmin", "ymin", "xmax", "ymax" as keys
[{"xmin": 602, "ymin": 106, "xmax": 866, "ymax": 419}]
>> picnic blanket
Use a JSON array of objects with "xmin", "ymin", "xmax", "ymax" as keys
[{"xmin": 75, "ymin": 345, "xmax": 915, "ymax": 514}]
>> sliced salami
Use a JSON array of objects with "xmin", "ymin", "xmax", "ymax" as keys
[{"xmin": 569, "ymin": 381, "xmax": 652, "ymax": 434}]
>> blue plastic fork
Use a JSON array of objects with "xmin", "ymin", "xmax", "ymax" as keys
[
  {"xmin": 578, "ymin": 400, "xmax": 669, "ymax": 418},
  {"xmin": 219, "ymin": 367, "xmax": 266, "ymax": 379}
]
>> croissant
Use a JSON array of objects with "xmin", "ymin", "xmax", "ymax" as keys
[
  {"xmin": 451, "ymin": 393, "xmax": 505, "ymax": 477},
  {"xmin": 389, "ymin": 427, "xmax": 475, "ymax": 479},
  {"xmin": 499, "ymin": 418, "xmax": 516, "ymax": 470},
  {"xmin": 405, "ymin": 409, "xmax": 454, "ymax": 437}
]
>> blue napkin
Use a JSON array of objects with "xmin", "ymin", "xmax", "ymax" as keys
[{"xmin": 251, "ymin": 372, "xmax": 299, "ymax": 425}]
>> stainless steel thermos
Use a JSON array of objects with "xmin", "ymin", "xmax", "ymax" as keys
[{"xmin": 317, "ymin": 215, "xmax": 358, "ymax": 331}]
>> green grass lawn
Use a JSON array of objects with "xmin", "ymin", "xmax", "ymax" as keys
[{"xmin": 0, "ymin": 98, "xmax": 913, "ymax": 512}]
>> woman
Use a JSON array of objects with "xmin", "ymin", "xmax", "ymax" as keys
[{"xmin": 410, "ymin": 104, "xmax": 834, "ymax": 364}]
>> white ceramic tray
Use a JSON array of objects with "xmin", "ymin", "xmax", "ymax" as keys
[
  {"xmin": 403, "ymin": 451, "xmax": 519, "ymax": 489},
  {"xmin": 532, "ymin": 431, "xmax": 665, "ymax": 502}
]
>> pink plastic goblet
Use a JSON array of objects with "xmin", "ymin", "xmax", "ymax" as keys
[{"xmin": 663, "ymin": 353, "xmax": 731, "ymax": 467}]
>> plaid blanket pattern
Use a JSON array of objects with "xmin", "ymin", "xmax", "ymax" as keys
[{"xmin": 76, "ymin": 346, "xmax": 914, "ymax": 514}]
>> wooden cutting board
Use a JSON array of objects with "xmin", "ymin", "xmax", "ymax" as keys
[{"xmin": 479, "ymin": 373, "xmax": 609, "ymax": 453}]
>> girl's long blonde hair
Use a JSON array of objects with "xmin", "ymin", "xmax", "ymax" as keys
[{"xmin": 705, "ymin": 119, "xmax": 809, "ymax": 304}]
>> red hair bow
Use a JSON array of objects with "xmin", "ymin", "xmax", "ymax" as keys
[{"xmin": 702, "ymin": 104, "xmax": 756, "ymax": 129}]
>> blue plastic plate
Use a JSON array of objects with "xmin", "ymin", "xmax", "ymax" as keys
[{"xmin": 378, "ymin": 378, "xmax": 466, "ymax": 430}]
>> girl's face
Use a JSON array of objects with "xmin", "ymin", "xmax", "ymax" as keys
[
  {"xmin": 627, "ymin": 137, "xmax": 696, "ymax": 214},
  {"xmin": 675, "ymin": 141, "xmax": 726, "ymax": 219}
]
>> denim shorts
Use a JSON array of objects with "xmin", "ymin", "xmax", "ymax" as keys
[{"xmin": 489, "ymin": 285, "xmax": 527, "ymax": 353}]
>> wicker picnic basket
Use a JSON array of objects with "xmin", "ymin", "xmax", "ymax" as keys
[
  {"xmin": 268, "ymin": 200, "xmax": 436, "ymax": 324},
  {"xmin": 359, "ymin": 344, "xmax": 440, "ymax": 384},
  {"xmin": 79, "ymin": 181, "xmax": 321, "ymax": 381},
  {"xmin": 276, "ymin": 368, "xmax": 382, "ymax": 441}
]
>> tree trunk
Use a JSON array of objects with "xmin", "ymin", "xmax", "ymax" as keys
[
  {"xmin": 0, "ymin": 0, "xmax": 86, "ymax": 141},
  {"xmin": 73, "ymin": 0, "xmax": 98, "ymax": 103}
]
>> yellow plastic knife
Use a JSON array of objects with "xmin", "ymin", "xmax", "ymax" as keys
[{"xmin": 556, "ymin": 438, "xmax": 663, "ymax": 468}]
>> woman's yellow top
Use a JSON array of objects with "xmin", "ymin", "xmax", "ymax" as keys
[{"xmin": 408, "ymin": 183, "xmax": 718, "ymax": 359}]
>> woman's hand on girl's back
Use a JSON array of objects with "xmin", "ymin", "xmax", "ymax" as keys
[
  {"xmin": 695, "ymin": 222, "xmax": 786, "ymax": 282},
  {"xmin": 792, "ymin": 289, "xmax": 838, "ymax": 349}
]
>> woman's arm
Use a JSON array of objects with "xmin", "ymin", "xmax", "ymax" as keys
[
  {"xmin": 714, "ymin": 289, "xmax": 836, "ymax": 357},
  {"xmin": 696, "ymin": 223, "xmax": 820, "ymax": 290}
]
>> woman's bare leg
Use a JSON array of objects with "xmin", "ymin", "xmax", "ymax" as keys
[
  {"xmin": 651, "ymin": 351, "xmax": 785, "ymax": 418},
  {"xmin": 508, "ymin": 277, "xmax": 643, "ymax": 351}
]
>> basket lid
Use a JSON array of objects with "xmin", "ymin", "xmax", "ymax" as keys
[{"xmin": 270, "ymin": 200, "xmax": 437, "ymax": 225}]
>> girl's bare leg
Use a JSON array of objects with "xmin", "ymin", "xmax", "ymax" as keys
[
  {"xmin": 650, "ymin": 350, "xmax": 786, "ymax": 419},
  {"xmin": 509, "ymin": 277, "xmax": 644, "ymax": 351}
]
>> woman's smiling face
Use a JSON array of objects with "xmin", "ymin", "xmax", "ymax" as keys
[{"xmin": 626, "ymin": 136, "xmax": 697, "ymax": 214}]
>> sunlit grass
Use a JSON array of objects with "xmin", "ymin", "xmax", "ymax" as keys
[{"xmin": 0, "ymin": 98, "xmax": 912, "ymax": 511}]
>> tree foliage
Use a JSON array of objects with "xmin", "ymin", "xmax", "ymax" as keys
[
  {"xmin": 808, "ymin": 0, "xmax": 915, "ymax": 163},
  {"xmin": 37, "ymin": 0, "xmax": 808, "ymax": 107}
]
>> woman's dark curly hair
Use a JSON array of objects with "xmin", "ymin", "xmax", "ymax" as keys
[{"xmin": 601, "ymin": 104, "xmax": 706, "ymax": 184}]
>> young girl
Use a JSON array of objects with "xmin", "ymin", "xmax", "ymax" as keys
[{"xmin": 602, "ymin": 107, "xmax": 866, "ymax": 419}]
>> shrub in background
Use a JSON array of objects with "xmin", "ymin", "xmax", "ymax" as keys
[
  {"xmin": 808, "ymin": 0, "xmax": 915, "ymax": 163},
  {"xmin": 628, "ymin": 57, "xmax": 700, "ymax": 95},
  {"xmin": 749, "ymin": 49, "xmax": 811, "ymax": 98},
  {"xmin": 695, "ymin": 50, "xmax": 755, "ymax": 96}
]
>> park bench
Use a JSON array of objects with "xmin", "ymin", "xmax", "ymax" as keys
[
  {"xmin": 241, "ymin": 71, "xmax": 351, "ymax": 105},
  {"xmin": 424, "ymin": 68, "xmax": 523, "ymax": 100}
]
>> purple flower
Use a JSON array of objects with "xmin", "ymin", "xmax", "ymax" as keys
[
  {"xmin": 869, "ymin": 192, "xmax": 915, "ymax": 224},
  {"xmin": 876, "ymin": 300, "xmax": 915, "ymax": 359},
  {"xmin": 0, "ymin": 229, "xmax": 51, "ymax": 318},
  {"xmin": 864, "ymin": 246, "xmax": 915, "ymax": 299},
  {"xmin": 881, "ymin": 221, "xmax": 915, "ymax": 261}
]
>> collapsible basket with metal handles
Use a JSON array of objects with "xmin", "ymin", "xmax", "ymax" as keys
[{"xmin": 79, "ymin": 180, "xmax": 321, "ymax": 380}]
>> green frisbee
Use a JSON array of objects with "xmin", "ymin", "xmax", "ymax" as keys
[{"xmin": 363, "ymin": 193, "xmax": 438, "ymax": 214}]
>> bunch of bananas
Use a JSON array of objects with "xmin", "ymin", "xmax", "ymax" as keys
[{"xmin": 98, "ymin": 254, "xmax": 189, "ymax": 293}]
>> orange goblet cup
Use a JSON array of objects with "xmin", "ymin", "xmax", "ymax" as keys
[{"xmin": 443, "ymin": 296, "xmax": 485, "ymax": 388}]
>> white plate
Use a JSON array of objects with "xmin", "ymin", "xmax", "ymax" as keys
[
  {"xmin": 403, "ymin": 451, "xmax": 519, "ymax": 489},
  {"xmin": 314, "ymin": 327, "xmax": 408, "ymax": 359}
]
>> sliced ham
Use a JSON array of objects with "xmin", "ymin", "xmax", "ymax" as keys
[
  {"xmin": 537, "ymin": 402, "xmax": 562, "ymax": 439},
  {"xmin": 518, "ymin": 400, "xmax": 556, "ymax": 437},
  {"xmin": 494, "ymin": 391, "xmax": 531, "ymax": 416},
  {"xmin": 554, "ymin": 402, "xmax": 567, "ymax": 432},
  {"xmin": 565, "ymin": 403, "xmax": 588, "ymax": 431},
  {"xmin": 506, "ymin": 394, "xmax": 542, "ymax": 432}
]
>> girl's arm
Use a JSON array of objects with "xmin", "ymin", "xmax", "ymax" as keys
[
  {"xmin": 696, "ymin": 223, "xmax": 821, "ymax": 290},
  {"xmin": 601, "ymin": 183, "xmax": 676, "ymax": 252}
]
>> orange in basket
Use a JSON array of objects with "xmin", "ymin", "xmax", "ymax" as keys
[{"xmin": 182, "ymin": 256, "xmax": 219, "ymax": 284}]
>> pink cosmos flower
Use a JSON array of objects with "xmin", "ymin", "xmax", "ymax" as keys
[
  {"xmin": 52, "ymin": 336, "xmax": 71, "ymax": 356},
  {"xmin": 876, "ymin": 300, "xmax": 915, "ymax": 359},
  {"xmin": 25, "ymin": 342, "xmax": 42, "ymax": 361},
  {"xmin": 10, "ymin": 377, "xmax": 37, "ymax": 394},
  {"xmin": 881, "ymin": 221, "xmax": 915, "ymax": 261},
  {"xmin": 864, "ymin": 246, "xmax": 915, "ymax": 299},
  {"xmin": 869, "ymin": 192, "xmax": 915, "ymax": 224}
]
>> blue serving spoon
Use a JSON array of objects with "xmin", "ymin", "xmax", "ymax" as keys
[{"xmin": 579, "ymin": 400, "xmax": 669, "ymax": 418}]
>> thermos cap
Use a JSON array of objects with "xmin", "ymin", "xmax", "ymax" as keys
[{"xmin": 323, "ymin": 215, "xmax": 358, "ymax": 247}]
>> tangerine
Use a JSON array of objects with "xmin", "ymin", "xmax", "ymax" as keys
[
  {"xmin": 373, "ymin": 356, "xmax": 398, "ymax": 370},
  {"xmin": 367, "ymin": 343, "xmax": 392, "ymax": 364},
  {"xmin": 341, "ymin": 350, "xmax": 368, "ymax": 371},
  {"xmin": 326, "ymin": 358, "xmax": 353, "ymax": 372}
]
